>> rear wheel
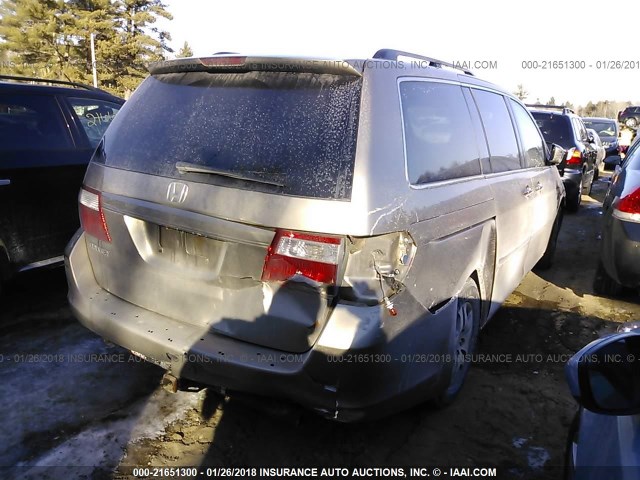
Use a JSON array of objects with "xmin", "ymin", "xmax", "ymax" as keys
[
  {"xmin": 432, "ymin": 278, "xmax": 480, "ymax": 407},
  {"xmin": 566, "ymin": 182, "xmax": 582, "ymax": 212},
  {"xmin": 593, "ymin": 260, "xmax": 623, "ymax": 297}
]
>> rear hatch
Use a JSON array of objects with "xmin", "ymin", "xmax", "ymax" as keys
[{"xmin": 80, "ymin": 56, "xmax": 363, "ymax": 353}]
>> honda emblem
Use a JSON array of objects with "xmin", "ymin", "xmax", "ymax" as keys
[{"xmin": 166, "ymin": 182, "xmax": 189, "ymax": 203}]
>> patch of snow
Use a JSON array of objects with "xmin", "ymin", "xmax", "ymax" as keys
[{"xmin": 13, "ymin": 389, "xmax": 200, "ymax": 479}]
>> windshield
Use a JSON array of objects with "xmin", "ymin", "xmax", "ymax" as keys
[
  {"xmin": 582, "ymin": 120, "xmax": 617, "ymax": 139},
  {"xmin": 531, "ymin": 113, "xmax": 573, "ymax": 148},
  {"xmin": 101, "ymin": 71, "xmax": 362, "ymax": 200}
]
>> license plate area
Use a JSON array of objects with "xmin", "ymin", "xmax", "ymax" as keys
[{"xmin": 157, "ymin": 225, "xmax": 227, "ymax": 270}]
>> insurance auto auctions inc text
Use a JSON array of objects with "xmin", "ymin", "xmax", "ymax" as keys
[{"xmin": 216, "ymin": 466, "xmax": 498, "ymax": 478}]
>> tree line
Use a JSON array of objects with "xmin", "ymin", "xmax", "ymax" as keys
[
  {"xmin": 514, "ymin": 84, "xmax": 632, "ymax": 120},
  {"xmin": 0, "ymin": 0, "xmax": 192, "ymax": 97}
]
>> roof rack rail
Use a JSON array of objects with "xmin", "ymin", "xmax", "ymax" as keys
[
  {"xmin": 526, "ymin": 104, "xmax": 575, "ymax": 115},
  {"xmin": 373, "ymin": 49, "xmax": 474, "ymax": 76},
  {"xmin": 0, "ymin": 74, "xmax": 101, "ymax": 92}
]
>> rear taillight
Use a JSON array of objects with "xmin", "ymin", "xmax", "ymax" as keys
[
  {"xmin": 79, "ymin": 187, "xmax": 111, "ymax": 242},
  {"xmin": 616, "ymin": 188, "xmax": 640, "ymax": 215},
  {"xmin": 261, "ymin": 229, "xmax": 344, "ymax": 285},
  {"xmin": 566, "ymin": 148, "xmax": 582, "ymax": 165}
]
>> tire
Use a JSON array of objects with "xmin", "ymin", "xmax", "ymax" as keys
[
  {"xmin": 594, "ymin": 165, "xmax": 600, "ymax": 181},
  {"xmin": 625, "ymin": 117, "xmax": 638, "ymax": 129},
  {"xmin": 566, "ymin": 182, "xmax": 582, "ymax": 212},
  {"xmin": 535, "ymin": 209, "xmax": 563, "ymax": 270},
  {"xmin": 593, "ymin": 260, "xmax": 623, "ymax": 297},
  {"xmin": 432, "ymin": 278, "xmax": 480, "ymax": 407}
]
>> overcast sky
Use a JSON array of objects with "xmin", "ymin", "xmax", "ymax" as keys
[{"xmin": 158, "ymin": 0, "xmax": 640, "ymax": 106}]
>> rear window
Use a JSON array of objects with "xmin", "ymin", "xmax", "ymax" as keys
[
  {"xmin": 582, "ymin": 120, "xmax": 617, "ymax": 139},
  {"xmin": 100, "ymin": 71, "xmax": 361, "ymax": 200},
  {"xmin": 531, "ymin": 112, "xmax": 573, "ymax": 148}
]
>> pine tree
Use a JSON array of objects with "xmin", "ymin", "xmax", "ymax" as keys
[
  {"xmin": 176, "ymin": 41, "xmax": 193, "ymax": 58},
  {"xmin": 0, "ymin": 0, "xmax": 173, "ymax": 97},
  {"xmin": 105, "ymin": 0, "xmax": 173, "ymax": 95}
]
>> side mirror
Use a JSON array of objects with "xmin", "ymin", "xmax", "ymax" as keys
[
  {"xmin": 588, "ymin": 133, "xmax": 595, "ymax": 144},
  {"xmin": 547, "ymin": 143, "xmax": 565, "ymax": 166},
  {"xmin": 566, "ymin": 332, "xmax": 640, "ymax": 415}
]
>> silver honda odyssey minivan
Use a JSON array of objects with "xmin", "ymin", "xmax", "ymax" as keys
[{"xmin": 65, "ymin": 49, "xmax": 565, "ymax": 421}]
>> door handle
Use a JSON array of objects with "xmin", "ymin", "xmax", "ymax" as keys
[
  {"xmin": 0, "ymin": 179, "xmax": 10, "ymax": 186},
  {"xmin": 523, "ymin": 185, "xmax": 533, "ymax": 197},
  {"xmin": 535, "ymin": 182, "xmax": 543, "ymax": 191}
]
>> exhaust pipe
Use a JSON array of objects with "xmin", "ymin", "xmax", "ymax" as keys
[
  {"xmin": 161, "ymin": 373, "xmax": 178, "ymax": 393},
  {"xmin": 161, "ymin": 373, "xmax": 205, "ymax": 393}
]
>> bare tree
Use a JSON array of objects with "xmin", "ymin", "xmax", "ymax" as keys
[{"xmin": 514, "ymin": 84, "xmax": 528, "ymax": 101}]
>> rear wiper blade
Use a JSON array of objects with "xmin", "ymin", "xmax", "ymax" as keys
[{"xmin": 175, "ymin": 162, "xmax": 285, "ymax": 187}]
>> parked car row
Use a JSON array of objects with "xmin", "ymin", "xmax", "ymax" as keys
[
  {"xmin": 565, "ymin": 110, "xmax": 640, "ymax": 479},
  {"xmin": 1, "ymin": 51, "xmax": 638, "ymax": 478},
  {"xmin": 527, "ymin": 105, "xmax": 597, "ymax": 212}
]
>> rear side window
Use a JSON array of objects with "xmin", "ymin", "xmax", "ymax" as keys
[
  {"xmin": 0, "ymin": 94, "xmax": 71, "ymax": 150},
  {"xmin": 509, "ymin": 100, "xmax": 546, "ymax": 168},
  {"xmin": 572, "ymin": 118, "xmax": 588, "ymax": 142},
  {"xmin": 400, "ymin": 81, "xmax": 481, "ymax": 184},
  {"xmin": 532, "ymin": 113, "xmax": 573, "ymax": 149},
  {"xmin": 582, "ymin": 120, "xmax": 617, "ymax": 138},
  {"xmin": 101, "ymin": 72, "xmax": 361, "ymax": 200},
  {"xmin": 67, "ymin": 97, "xmax": 121, "ymax": 148},
  {"xmin": 472, "ymin": 90, "xmax": 521, "ymax": 172}
]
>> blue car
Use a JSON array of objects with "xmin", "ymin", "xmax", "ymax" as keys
[{"xmin": 565, "ymin": 323, "xmax": 640, "ymax": 479}]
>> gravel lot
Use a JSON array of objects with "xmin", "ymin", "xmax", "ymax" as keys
[{"xmin": 2, "ymin": 172, "xmax": 640, "ymax": 480}]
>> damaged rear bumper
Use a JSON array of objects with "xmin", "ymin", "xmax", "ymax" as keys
[{"xmin": 65, "ymin": 231, "xmax": 458, "ymax": 421}]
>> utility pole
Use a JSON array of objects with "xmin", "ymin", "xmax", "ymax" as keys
[{"xmin": 90, "ymin": 33, "xmax": 98, "ymax": 88}]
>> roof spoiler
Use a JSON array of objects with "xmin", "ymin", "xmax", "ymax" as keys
[{"xmin": 148, "ymin": 55, "xmax": 362, "ymax": 77}]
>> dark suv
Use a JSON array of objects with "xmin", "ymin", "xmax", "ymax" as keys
[
  {"xmin": 529, "ymin": 105, "xmax": 597, "ymax": 211},
  {"xmin": 618, "ymin": 106, "xmax": 640, "ymax": 129},
  {"xmin": 0, "ymin": 75, "xmax": 123, "ymax": 288}
]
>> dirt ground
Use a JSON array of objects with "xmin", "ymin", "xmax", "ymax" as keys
[{"xmin": 2, "ymin": 172, "xmax": 640, "ymax": 480}]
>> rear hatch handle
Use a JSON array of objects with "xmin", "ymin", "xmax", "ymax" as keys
[
  {"xmin": 175, "ymin": 162, "xmax": 285, "ymax": 187},
  {"xmin": 0, "ymin": 179, "xmax": 10, "ymax": 186}
]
